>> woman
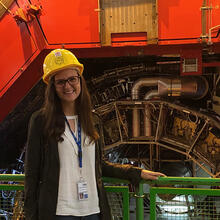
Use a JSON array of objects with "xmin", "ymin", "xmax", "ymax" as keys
[{"xmin": 24, "ymin": 49, "xmax": 165, "ymax": 220}]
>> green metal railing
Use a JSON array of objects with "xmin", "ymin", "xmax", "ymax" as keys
[
  {"xmin": 148, "ymin": 177, "xmax": 220, "ymax": 220},
  {"xmin": 103, "ymin": 177, "xmax": 220, "ymax": 220},
  {"xmin": 150, "ymin": 187, "xmax": 220, "ymax": 220},
  {"xmin": 0, "ymin": 175, "xmax": 220, "ymax": 220},
  {"xmin": 105, "ymin": 186, "xmax": 130, "ymax": 219}
]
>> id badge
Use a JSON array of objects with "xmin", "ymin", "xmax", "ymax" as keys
[{"xmin": 77, "ymin": 179, "xmax": 88, "ymax": 201}]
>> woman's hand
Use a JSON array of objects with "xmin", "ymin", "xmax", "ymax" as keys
[{"xmin": 141, "ymin": 169, "xmax": 166, "ymax": 180}]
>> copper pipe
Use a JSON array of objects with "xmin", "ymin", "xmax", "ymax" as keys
[
  {"xmin": 180, "ymin": 76, "xmax": 208, "ymax": 99},
  {"xmin": 132, "ymin": 76, "xmax": 208, "ymax": 138},
  {"xmin": 157, "ymin": 77, "xmax": 208, "ymax": 99},
  {"xmin": 132, "ymin": 108, "xmax": 140, "ymax": 137},
  {"xmin": 143, "ymin": 90, "xmax": 158, "ymax": 136},
  {"xmin": 131, "ymin": 78, "xmax": 161, "ymax": 100},
  {"xmin": 143, "ymin": 104, "xmax": 151, "ymax": 136},
  {"xmin": 131, "ymin": 78, "xmax": 160, "ymax": 137},
  {"xmin": 144, "ymin": 90, "xmax": 159, "ymax": 100}
]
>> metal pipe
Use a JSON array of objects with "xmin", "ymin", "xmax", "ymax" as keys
[
  {"xmin": 131, "ymin": 78, "xmax": 161, "ymax": 100},
  {"xmin": 179, "ymin": 76, "xmax": 208, "ymax": 99},
  {"xmin": 208, "ymin": 25, "xmax": 220, "ymax": 45},
  {"xmin": 132, "ymin": 76, "xmax": 208, "ymax": 138},
  {"xmin": 132, "ymin": 108, "xmax": 140, "ymax": 137},
  {"xmin": 132, "ymin": 76, "xmax": 208, "ymax": 100},
  {"xmin": 144, "ymin": 90, "xmax": 159, "ymax": 100},
  {"xmin": 157, "ymin": 76, "xmax": 208, "ymax": 99},
  {"xmin": 143, "ymin": 104, "xmax": 151, "ymax": 136},
  {"xmin": 201, "ymin": 0, "xmax": 208, "ymax": 41},
  {"xmin": 132, "ymin": 78, "xmax": 159, "ymax": 137},
  {"xmin": 143, "ymin": 90, "xmax": 158, "ymax": 136}
]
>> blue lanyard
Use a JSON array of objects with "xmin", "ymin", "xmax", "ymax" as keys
[{"xmin": 65, "ymin": 117, "xmax": 82, "ymax": 168}]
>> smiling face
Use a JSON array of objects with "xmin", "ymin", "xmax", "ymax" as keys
[{"xmin": 54, "ymin": 68, "xmax": 81, "ymax": 106}]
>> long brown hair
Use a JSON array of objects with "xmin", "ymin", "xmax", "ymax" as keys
[{"xmin": 40, "ymin": 74, "xmax": 99, "ymax": 143}]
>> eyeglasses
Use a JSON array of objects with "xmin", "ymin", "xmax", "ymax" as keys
[{"xmin": 54, "ymin": 76, "xmax": 80, "ymax": 87}]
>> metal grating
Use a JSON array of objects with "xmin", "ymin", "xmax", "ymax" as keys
[
  {"xmin": 100, "ymin": 0, "xmax": 158, "ymax": 45},
  {"xmin": 105, "ymin": 185, "xmax": 130, "ymax": 220},
  {"xmin": 182, "ymin": 58, "xmax": 198, "ymax": 73},
  {"xmin": 107, "ymin": 191, "xmax": 124, "ymax": 220},
  {"xmin": 150, "ymin": 186, "xmax": 220, "ymax": 220},
  {"xmin": 156, "ymin": 194, "xmax": 220, "ymax": 219}
]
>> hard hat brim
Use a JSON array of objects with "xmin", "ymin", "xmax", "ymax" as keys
[{"xmin": 43, "ymin": 64, "xmax": 84, "ymax": 84}]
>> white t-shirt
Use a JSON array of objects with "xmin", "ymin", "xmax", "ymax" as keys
[{"xmin": 56, "ymin": 115, "xmax": 100, "ymax": 216}]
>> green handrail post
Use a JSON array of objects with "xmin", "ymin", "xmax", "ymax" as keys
[
  {"xmin": 123, "ymin": 187, "xmax": 130, "ymax": 220},
  {"xmin": 149, "ymin": 187, "xmax": 156, "ymax": 220},
  {"xmin": 136, "ymin": 181, "xmax": 144, "ymax": 220}
]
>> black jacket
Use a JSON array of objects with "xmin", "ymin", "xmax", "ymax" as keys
[{"xmin": 24, "ymin": 111, "xmax": 142, "ymax": 220}]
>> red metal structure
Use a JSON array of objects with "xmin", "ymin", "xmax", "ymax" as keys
[
  {"xmin": 1, "ymin": 0, "xmax": 220, "ymax": 203},
  {"xmin": 1, "ymin": 0, "xmax": 220, "ymax": 121}
]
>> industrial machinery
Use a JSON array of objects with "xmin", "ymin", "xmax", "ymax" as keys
[
  {"xmin": 1, "ymin": 0, "xmax": 220, "ymax": 174},
  {"xmin": 0, "ymin": 1, "xmax": 220, "ymax": 218}
]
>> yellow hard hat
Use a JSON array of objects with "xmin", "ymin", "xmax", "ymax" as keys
[{"xmin": 43, "ymin": 49, "xmax": 84, "ymax": 84}]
